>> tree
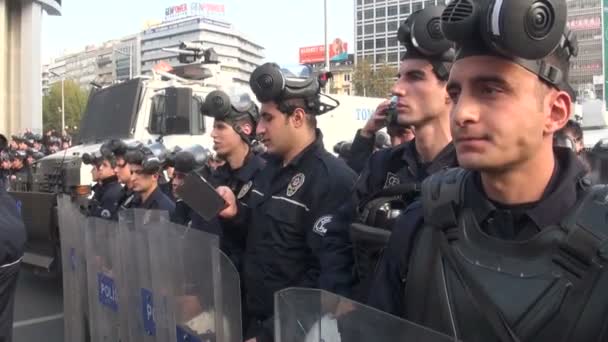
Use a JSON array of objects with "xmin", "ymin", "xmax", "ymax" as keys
[
  {"xmin": 352, "ymin": 58, "xmax": 398, "ymax": 98},
  {"xmin": 43, "ymin": 80, "xmax": 89, "ymax": 133}
]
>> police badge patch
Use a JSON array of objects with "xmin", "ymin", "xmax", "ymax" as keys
[
  {"xmin": 384, "ymin": 172, "xmax": 400, "ymax": 188},
  {"xmin": 287, "ymin": 173, "xmax": 305, "ymax": 197},
  {"xmin": 313, "ymin": 215, "xmax": 332, "ymax": 237},
  {"xmin": 238, "ymin": 181, "xmax": 253, "ymax": 199}
]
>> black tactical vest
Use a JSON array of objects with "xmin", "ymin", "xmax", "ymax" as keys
[{"xmin": 403, "ymin": 168, "xmax": 608, "ymax": 342}]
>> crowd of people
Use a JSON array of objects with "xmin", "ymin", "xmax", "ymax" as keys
[
  {"xmin": 3, "ymin": 1, "xmax": 608, "ymax": 341},
  {"xmin": 0, "ymin": 129, "xmax": 72, "ymax": 190}
]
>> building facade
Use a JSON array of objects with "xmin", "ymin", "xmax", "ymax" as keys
[
  {"xmin": 140, "ymin": 16, "xmax": 264, "ymax": 86},
  {"xmin": 114, "ymin": 34, "xmax": 142, "ymax": 82},
  {"xmin": 567, "ymin": 0, "xmax": 603, "ymax": 99},
  {"xmin": 354, "ymin": 0, "xmax": 449, "ymax": 69},
  {"xmin": 310, "ymin": 54, "xmax": 355, "ymax": 95},
  {"xmin": 47, "ymin": 40, "xmax": 120, "ymax": 89}
]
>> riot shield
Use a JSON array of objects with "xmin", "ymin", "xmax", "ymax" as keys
[
  {"xmin": 57, "ymin": 194, "xmax": 88, "ymax": 342},
  {"xmin": 147, "ymin": 218, "xmax": 242, "ymax": 342},
  {"xmin": 118, "ymin": 209, "xmax": 169, "ymax": 342},
  {"xmin": 274, "ymin": 288, "xmax": 456, "ymax": 342},
  {"xmin": 85, "ymin": 215, "xmax": 127, "ymax": 342}
]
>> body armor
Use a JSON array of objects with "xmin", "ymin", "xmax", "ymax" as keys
[{"xmin": 403, "ymin": 169, "xmax": 608, "ymax": 342}]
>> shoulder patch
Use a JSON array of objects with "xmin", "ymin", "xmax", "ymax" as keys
[
  {"xmin": 313, "ymin": 215, "xmax": 332, "ymax": 237},
  {"xmin": 237, "ymin": 181, "xmax": 253, "ymax": 199},
  {"xmin": 384, "ymin": 172, "xmax": 400, "ymax": 188},
  {"xmin": 287, "ymin": 173, "xmax": 306, "ymax": 197}
]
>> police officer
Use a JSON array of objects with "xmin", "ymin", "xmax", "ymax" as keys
[
  {"xmin": 106, "ymin": 139, "xmax": 138, "ymax": 211},
  {"xmin": 170, "ymin": 150, "xmax": 197, "ymax": 225},
  {"xmin": 0, "ymin": 133, "xmax": 26, "ymax": 341},
  {"xmin": 188, "ymin": 89, "xmax": 265, "ymax": 266},
  {"xmin": 125, "ymin": 146, "xmax": 175, "ymax": 213},
  {"xmin": 369, "ymin": 2, "xmax": 597, "ymax": 341},
  {"xmin": 319, "ymin": 5, "xmax": 458, "ymax": 300},
  {"xmin": 347, "ymin": 117, "xmax": 415, "ymax": 174},
  {"xmin": 85, "ymin": 146, "xmax": 123, "ymax": 219},
  {"xmin": 9, "ymin": 150, "xmax": 32, "ymax": 191},
  {"xmin": 217, "ymin": 63, "xmax": 357, "ymax": 342}
]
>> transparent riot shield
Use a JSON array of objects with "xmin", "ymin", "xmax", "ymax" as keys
[
  {"xmin": 274, "ymin": 288, "xmax": 456, "ymax": 342},
  {"xmin": 118, "ymin": 209, "xmax": 169, "ymax": 342},
  {"xmin": 147, "ymin": 218, "xmax": 242, "ymax": 342},
  {"xmin": 57, "ymin": 194, "xmax": 88, "ymax": 342},
  {"xmin": 85, "ymin": 215, "xmax": 127, "ymax": 342}
]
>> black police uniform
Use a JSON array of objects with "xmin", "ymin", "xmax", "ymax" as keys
[
  {"xmin": 346, "ymin": 129, "xmax": 376, "ymax": 174},
  {"xmin": 132, "ymin": 186, "xmax": 175, "ymax": 213},
  {"xmin": 190, "ymin": 152, "xmax": 266, "ymax": 271},
  {"xmin": 233, "ymin": 131, "xmax": 356, "ymax": 341},
  {"xmin": 367, "ymin": 148, "xmax": 608, "ymax": 341},
  {"xmin": 319, "ymin": 140, "xmax": 457, "ymax": 298},
  {"xmin": 88, "ymin": 176, "xmax": 123, "ymax": 219},
  {"xmin": 9, "ymin": 166, "xmax": 32, "ymax": 192},
  {"xmin": 0, "ymin": 185, "xmax": 26, "ymax": 341}
]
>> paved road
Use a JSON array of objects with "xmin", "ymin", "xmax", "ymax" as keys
[{"xmin": 12, "ymin": 270, "xmax": 64, "ymax": 342}]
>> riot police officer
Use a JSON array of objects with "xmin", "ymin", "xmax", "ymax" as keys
[
  {"xmin": 188, "ymin": 89, "xmax": 265, "ymax": 267},
  {"xmin": 319, "ymin": 5, "xmax": 458, "ymax": 300},
  {"xmin": 9, "ymin": 150, "xmax": 32, "ymax": 191},
  {"xmin": 125, "ymin": 146, "xmax": 175, "ymax": 213},
  {"xmin": 217, "ymin": 63, "xmax": 357, "ymax": 342},
  {"xmin": 106, "ymin": 139, "xmax": 138, "ymax": 211},
  {"xmin": 369, "ymin": 2, "xmax": 597, "ymax": 341},
  {"xmin": 83, "ymin": 146, "xmax": 123, "ymax": 219}
]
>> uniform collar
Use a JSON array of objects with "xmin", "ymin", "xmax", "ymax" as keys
[
  {"xmin": 278, "ymin": 128, "xmax": 325, "ymax": 169},
  {"xmin": 465, "ymin": 147, "xmax": 587, "ymax": 229},
  {"xmin": 399, "ymin": 140, "xmax": 457, "ymax": 181},
  {"xmin": 100, "ymin": 175, "xmax": 118, "ymax": 186},
  {"xmin": 141, "ymin": 186, "xmax": 162, "ymax": 208},
  {"xmin": 217, "ymin": 152, "xmax": 266, "ymax": 183}
]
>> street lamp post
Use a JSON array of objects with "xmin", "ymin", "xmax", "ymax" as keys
[
  {"xmin": 114, "ymin": 47, "xmax": 133, "ymax": 80},
  {"xmin": 50, "ymin": 71, "xmax": 65, "ymax": 134},
  {"xmin": 323, "ymin": 0, "xmax": 332, "ymax": 94}
]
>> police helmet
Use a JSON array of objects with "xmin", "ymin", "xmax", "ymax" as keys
[
  {"xmin": 202, "ymin": 89, "xmax": 260, "ymax": 142},
  {"xmin": 398, "ymin": 5, "xmax": 455, "ymax": 79},
  {"xmin": 125, "ymin": 142, "xmax": 167, "ymax": 175},
  {"xmin": 249, "ymin": 62, "xmax": 339, "ymax": 115},
  {"xmin": 440, "ymin": 0, "xmax": 577, "ymax": 99}
]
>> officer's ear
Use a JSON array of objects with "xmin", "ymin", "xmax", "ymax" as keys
[
  {"xmin": 290, "ymin": 107, "xmax": 307, "ymax": 129},
  {"xmin": 544, "ymin": 87, "xmax": 571, "ymax": 135},
  {"xmin": 239, "ymin": 122, "xmax": 253, "ymax": 136}
]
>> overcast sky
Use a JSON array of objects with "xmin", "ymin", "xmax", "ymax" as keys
[{"xmin": 41, "ymin": 0, "xmax": 355, "ymax": 66}]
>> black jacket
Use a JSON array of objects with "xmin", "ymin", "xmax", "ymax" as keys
[
  {"xmin": 190, "ymin": 153, "xmax": 266, "ymax": 272},
  {"xmin": 319, "ymin": 140, "xmax": 458, "ymax": 298},
  {"xmin": 233, "ymin": 130, "xmax": 357, "ymax": 340},
  {"xmin": 132, "ymin": 186, "xmax": 175, "ymax": 214},
  {"xmin": 89, "ymin": 176, "xmax": 123, "ymax": 219}
]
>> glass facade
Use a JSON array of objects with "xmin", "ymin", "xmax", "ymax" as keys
[
  {"xmin": 354, "ymin": 0, "xmax": 449, "ymax": 69},
  {"xmin": 567, "ymin": 0, "xmax": 603, "ymax": 99}
]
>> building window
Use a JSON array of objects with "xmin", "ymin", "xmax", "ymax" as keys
[
  {"xmin": 413, "ymin": 2, "xmax": 423, "ymax": 11},
  {"xmin": 388, "ymin": 36, "xmax": 398, "ymax": 47},
  {"xmin": 376, "ymin": 22, "xmax": 386, "ymax": 33},
  {"xmin": 357, "ymin": 26, "xmax": 363, "ymax": 36},
  {"xmin": 364, "ymin": 0, "xmax": 373, "ymax": 3},
  {"xmin": 376, "ymin": 38, "xmax": 386, "ymax": 48},
  {"xmin": 388, "ymin": 52, "xmax": 399, "ymax": 62},
  {"xmin": 388, "ymin": 5, "xmax": 398, "ymax": 16},
  {"xmin": 376, "ymin": 7, "xmax": 386, "ymax": 17},
  {"xmin": 388, "ymin": 20, "xmax": 399, "ymax": 32},
  {"xmin": 364, "ymin": 9, "xmax": 373, "ymax": 19},
  {"xmin": 376, "ymin": 53, "xmax": 386, "ymax": 63},
  {"xmin": 357, "ymin": 11, "xmax": 362, "ymax": 21},
  {"xmin": 400, "ymin": 4, "xmax": 410, "ymax": 15},
  {"xmin": 357, "ymin": 41, "xmax": 363, "ymax": 51},
  {"xmin": 424, "ymin": 0, "xmax": 435, "ymax": 8},
  {"xmin": 364, "ymin": 40, "xmax": 374, "ymax": 50},
  {"xmin": 365, "ymin": 24, "xmax": 374, "ymax": 35},
  {"xmin": 344, "ymin": 73, "xmax": 351, "ymax": 82}
]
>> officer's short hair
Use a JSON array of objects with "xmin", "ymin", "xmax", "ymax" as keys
[
  {"xmin": 278, "ymin": 98, "xmax": 317, "ymax": 129},
  {"xmin": 561, "ymin": 120, "xmax": 583, "ymax": 141}
]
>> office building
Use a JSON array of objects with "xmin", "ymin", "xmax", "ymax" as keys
[
  {"xmin": 354, "ymin": 0, "xmax": 449, "ymax": 69},
  {"xmin": 115, "ymin": 34, "xmax": 142, "ymax": 82},
  {"xmin": 140, "ymin": 15, "xmax": 264, "ymax": 86},
  {"xmin": 47, "ymin": 40, "xmax": 120, "ymax": 89},
  {"xmin": 567, "ymin": 0, "xmax": 602, "ymax": 99}
]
